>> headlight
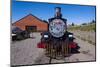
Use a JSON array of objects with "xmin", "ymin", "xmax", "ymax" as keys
[
  {"xmin": 49, "ymin": 19, "xmax": 66, "ymax": 38},
  {"xmin": 68, "ymin": 34, "xmax": 73, "ymax": 37},
  {"xmin": 44, "ymin": 35, "xmax": 49, "ymax": 38},
  {"xmin": 12, "ymin": 34, "xmax": 16, "ymax": 36}
]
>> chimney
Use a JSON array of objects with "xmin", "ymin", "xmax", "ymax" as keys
[{"xmin": 55, "ymin": 7, "xmax": 62, "ymax": 18}]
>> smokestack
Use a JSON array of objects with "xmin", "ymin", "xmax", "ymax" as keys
[{"xmin": 55, "ymin": 7, "xmax": 62, "ymax": 18}]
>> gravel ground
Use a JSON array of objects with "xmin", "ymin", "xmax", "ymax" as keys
[
  {"xmin": 11, "ymin": 32, "xmax": 96, "ymax": 66},
  {"xmin": 65, "ymin": 36, "xmax": 95, "ymax": 62},
  {"xmin": 11, "ymin": 33, "xmax": 46, "ymax": 65}
]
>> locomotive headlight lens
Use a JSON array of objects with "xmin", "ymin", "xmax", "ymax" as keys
[
  {"xmin": 68, "ymin": 34, "xmax": 73, "ymax": 37},
  {"xmin": 49, "ymin": 19, "xmax": 66, "ymax": 38},
  {"xmin": 44, "ymin": 35, "xmax": 49, "ymax": 38}
]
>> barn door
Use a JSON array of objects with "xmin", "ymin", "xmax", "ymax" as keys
[{"xmin": 26, "ymin": 26, "xmax": 37, "ymax": 32}]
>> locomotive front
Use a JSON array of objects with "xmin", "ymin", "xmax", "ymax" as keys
[
  {"xmin": 38, "ymin": 7, "xmax": 80, "ymax": 59},
  {"xmin": 49, "ymin": 7, "xmax": 67, "ymax": 38}
]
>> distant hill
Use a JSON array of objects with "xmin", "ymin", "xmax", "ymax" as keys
[{"xmin": 68, "ymin": 23, "xmax": 96, "ymax": 32}]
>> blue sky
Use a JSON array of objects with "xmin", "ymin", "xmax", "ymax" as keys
[{"xmin": 12, "ymin": 0, "xmax": 96, "ymax": 24}]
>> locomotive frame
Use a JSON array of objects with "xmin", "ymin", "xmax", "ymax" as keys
[{"xmin": 37, "ymin": 7, "xmax": 80, "ymax": 62}]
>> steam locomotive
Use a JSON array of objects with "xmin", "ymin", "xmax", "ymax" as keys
[{"xmin": 37, "ymin": 7, "xmax": 80, "ymax": 59}]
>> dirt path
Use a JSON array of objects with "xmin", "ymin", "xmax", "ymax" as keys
[
  {"xmin": 11, "ymin": 33, "xmax": 96, "ymax": 66},
  {"xmin": 11, "ymin": 33, "xmax": 45, "ymax": 65},
  {"xmin": 64, "ymin": 37, "xmax": 95, "ymax": 62}
]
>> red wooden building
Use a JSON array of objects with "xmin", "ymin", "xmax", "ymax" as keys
[{"xmin": 12, "ymin": 14, "xmax": 48, "ymax": 32}]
